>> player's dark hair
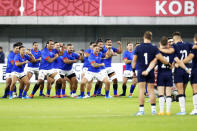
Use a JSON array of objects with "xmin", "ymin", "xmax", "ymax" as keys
[
  {"xmin": 168, "ymin": 37, "xmax": 172, "ymax": 40},
  {"xmin": 54, "ymin": 42, "xmax": 59, "ymax": 44},
  {"xmin": 19, "ymin": 46, "xmax": 25, "ymax": 50},
  {"xmin": 105, "ymin": 39, "xmax": 111, "ymax": 43},
  {"xmin": 67, "ymin": 43, "xmax": 72, "ymax": 47},
  {"xmin": 144, "ymin": 31, "xmax": 152, "ymax": 41},
  {"xmin": 160, "ymin": 36, "xmax": 168, "ymax": 46},
  {"xmin": 194, "ymin": 33, "xmax": 197, "ymax": 41},
  {"xmin": 33, "ymin": 42, "xmax": 38, "ymax": 45},
  {"xmin": 96, "ymin": 38, "xmax": 103, "ymax": 44},
  {"xmin": 172, "ymin": 32, "xmax": 181, "ymax": 37},
  {"xmin": 127, "ymin": 42, "xmax": 132, "ymax": 46},
  {"xmin": 90, "ymin": 42, "xmax": 96, "ymax": 45},
  {"xmin": 45, "ymin": 40, "xmax": 53, "ymax": 47},
  {"xmin": 0, "ymin": 46, "xmax": 2, "ymax": 50},
  {"xmin": 13, "ymin": 42, "xmax": 22, "ymax": 48}
]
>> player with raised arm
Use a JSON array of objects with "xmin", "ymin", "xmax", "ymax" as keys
[{"xmin": 79, "ymin": 45, "xmax": 112, "ymax": 99}]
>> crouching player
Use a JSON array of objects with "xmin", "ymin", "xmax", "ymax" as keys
[
  {"xmin": 9, "ymin": 46, "xmax": 36, "ymax": 99},
  {"xmin": 79, "ymin": 45, "xmax": 111, "ymax": 99}
]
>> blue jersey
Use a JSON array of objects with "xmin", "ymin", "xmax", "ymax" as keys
[
  {"xmin": 39, "ymin": 48, "xmax": 56, "ymax": 70},
  {"xmin": 55, "ymin": 56, "xmax": 65, "ymax": 70},
  {"xmin": 28, "ymin": 49, "xmax": 41, "ymax": 68},
  {"xmin": 172, "ymin": 42, "xmax": 193, "ymax": 68},
  {"xmin": 157, "ymin": 51, "xmax": 175, "ymax": 72},
  {"xmin": 62, "ymin": 51, "xmax": 79, "ymax": 71},
  {"xmin": 83, "ymin": 48, "xmax": 92, "ymax": 68},
  {"xmin": 52, "ymin": 49, "xmax": 59, "ymax": 69},
  {"xmin": 6, "ymin": 51, "xmax": 17, "ymax": 73},
  {"xmin": 88, "ymin": 52, "xmax": 104, "ymax": 73},
  {"xmin": 13, "ymin": 54, "xmax": 31, "ymax": 73},
  {"xmin": 102, "ymin": 46, "xmax": 118, "ymax": 67},
  {"xmin": 123, "ymin": 50, "xmax": 134, "ymax": 71},
  {"xmin": 134, "ymin": 43, "xmax": 160, "ymax": 71}
]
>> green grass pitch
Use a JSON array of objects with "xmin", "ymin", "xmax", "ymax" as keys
[{"xmin": 0, "ymin": 82, "xmax": 197, "ymax": 131}]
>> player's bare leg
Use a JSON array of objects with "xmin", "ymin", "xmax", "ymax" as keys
[
  {"xmin": 176, "ymin": 83, "xmax": 186, "ymax": 115},
  {"xmin": 120, "ymin": 77, "xmax": 128, "ymax": 96},
  {"xmin": 147, "ymin": 83, "xmax": 156, "ymax": 114},
  {"xmin": 165, "ymin": 87, "xmax": 172, "ymax": 115}
]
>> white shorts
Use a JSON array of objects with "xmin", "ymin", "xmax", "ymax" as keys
[
  {"xmin": 59, "ymin": 70, "xmax": 75, "ymax": 77},
  {"xmin": 123, "ymin": 70, "xmax": 132, "ymax": 78},
  {"xmin": 38, "ymin": 69, "xmax": 60, "ymax": 81},
  {"xmin": 26, "ymin": 67, "xmax": 39, "ymax": 74},
  {"xmin": 105, "ymin": 67, "xmax": 115, "ymax": 75},
  {"xmin": 6, "ymin": 73, "xmax": 12, "ymax": 79},
  {"xmin": 82, "ymin": 67, "xmax": 88, "ymax": 74},
  {"xmin": 11, "ymin": 71, "xmax": 26, "ymax": 79},
  {"xmin": 84, "ymin": 71, "xmax": 105, "ymax": 82}
]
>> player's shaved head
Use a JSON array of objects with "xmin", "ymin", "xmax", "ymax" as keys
[
  {"xmin": 144, "ymin": 31, "xmax": 152, "ymax": 41},
  {"xmin": 160, "ymin": 36, "xmax": 168, "ymax": 46}
]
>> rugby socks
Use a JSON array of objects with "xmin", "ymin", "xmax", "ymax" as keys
[
  {"xmin": 47, "ymin": 89, "xmax": 51, "ymax": 96},
  {"xmin": 158, "ymin": 95, "xmax": 165, "ymax": 113},
  {"xmin": 94, "ymin": 83, "xmax": 100, "ymax": 95},
  {"xmin": 105, "ymin": 90, "xmax": 109, "ymax": 97},
  {"xmin": 166, "ymin": 96, "xmax": 172, "ymax": 113},
  {"xmin": 145, "ymin": 85, "xmax": 148, "ymax": 94},
  {"xmin": 22, "ymin": 91, "xmax": 27, "ymax": 97},
  {"xmin": 14, "ymin": 86, "xmax": 17, "ymax": 93},
  {"xmin": 80, "ymin": 92, "xmax": 84, "ymax": 97},
  {"xmin": 32, "ymin": 83, "xmax": 40, "ymax": 95},
  {"xmin": 193, "ymin": 94, "xmax": 197, "ymax": 111},
  {"xmin": 19, "ymin": 89, "xmax": 24, "ymax": 97},
  {"xmin": 62, "ymin": 89, "xmax": 65, "ymax": 95},
  {"xmin": 130, "ymin": 85, "xmax": 136, "ymax": 94},
  {"xmin": 9, "ymin": 91, "xmax": 13, "ymax": 97},
  {"xmin": 72, "ymin": 90, "xmax": 76, "ymax": 94},
  {"xmin": 56, "ymin": 83, "xmax": 62, "ymax": 96},
  {"xmin": 151, "ymin": 104, "xmax": 156, "ymax": 113},
  {"xmin": 139, "ymin": 105, "xmax": 144, "ymax": 112},
  {"xmin": 113, "ymin": 84, "xmax": 118, "ymax": 95},
  {"xmin": 3, "ymin": 88, "xmax": 9, "ymax": 97},
  {"xmin": 178, "ymin": 95, "xmax": 185, "ymax": 112},
  {"xmin": 97, "ymin": 88, "xmax": 102, "ymax": 94},
  {"xmin": 122, "ymin": 84, "xmax": 127, "ymax": 95},
  {"xmin": 87, "ymin": 91, "xmax": 90, "ymax": 96},
  {"xmin": 39, "ymin": 89, "xmax": 43, "ymax": 95}
]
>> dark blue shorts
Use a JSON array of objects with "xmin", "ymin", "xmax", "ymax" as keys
[
  {"xmin": 137, "ymin": 70, "xmax": 155, "ymax": 83},
  {"xmin": 191, "ymin": 68, "xmax": 197, "ymax": 84},
  {"xmin": 157, "ymin": 71, "xmax": 173, "ymax": 87},
  {"xmin": 174, "ymin": 68, "xmax": 189, "ymax": 84}
]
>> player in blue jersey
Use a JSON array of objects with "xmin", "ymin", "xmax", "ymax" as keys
[
  {"xmin": 121, "ymin": 42, "xmax": 136, "ymax": 97},
  {"xmin": 182, "ymin": 34, "xmax": 197, "ymax": 115},
  {"xmin": 80, "ymin": 42, "xmax": 96, "ymax": 98},
  {"xmin": 60, "ymin": 43, "xmax": 83, "ymax": 98},
  {"xmin": 102, "ymin": 39, "xmax": 122, "ymax": 97},
  {"xmin": 132, "ymin": 31, "xmax": 171, "ymax": 116},
  {"xmin": 29, "ymin": 40, "xmax": 63, "ymax": 98},
  {"xmin": 160, "ymin": 32, "xmax": 193, "ymax": 115},
  {"xmin": 79, "ymin": 44, "xmax": 112, "ymax": 99},
  {"xmin": 1, "ymin": 43, "xmax": 20, "ymax": 98},
  {"xmin": 26, "ymin": 42, "xmax": 44, "ymax": 96},
  {"xmin": 9, "ymin": 46, "xmax": 36, "ymax": 99}
]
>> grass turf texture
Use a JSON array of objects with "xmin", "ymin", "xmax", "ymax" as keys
[{"xmin": 0, "ymin": 82, "xmax": 197, "ymax": 131}]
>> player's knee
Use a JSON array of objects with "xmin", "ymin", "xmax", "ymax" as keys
[{"xmin": 112, "ymin": 78, "xmax": 118, "ymax": 84}]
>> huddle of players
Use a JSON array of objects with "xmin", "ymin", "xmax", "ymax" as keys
[
  {"xmin": 132, "ymin": 31, "xmax": 197, "ymax": 116},
  {"xmin": 2, "ymin": 31, "xmax": 197, "ymax": 116},
  {"xmin": 2, "ymin": 39, "xmax": 123, "ymax": 100}
]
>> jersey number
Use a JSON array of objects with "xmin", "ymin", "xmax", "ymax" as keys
[
  {"xmin": 144, "ymin": 53, "xmax": 148, "ymax": 65},
  {"xmin": 180, "ymin": 50, "xmax": 187, "ymax": 60},
  {"xmin": 161, "ymin": 56, "xmax": 169, "ymax": 68}
]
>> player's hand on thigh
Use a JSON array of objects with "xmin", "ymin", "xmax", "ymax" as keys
[{"xmin": 142, "ymin": 70, "xmax": 148, "ymax": 76}]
